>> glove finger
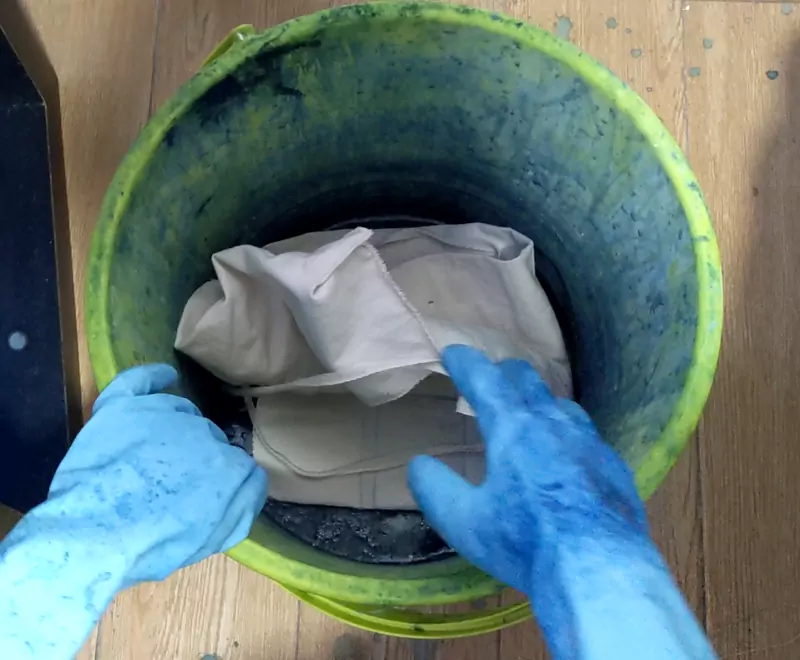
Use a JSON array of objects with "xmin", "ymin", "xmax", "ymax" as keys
[
  {"xmin": 186, "ymin": 465, "xmax": 268, "ymax": 566},
  {"xmin": 497, "ymin": 359, "xmax": 558, "ymax": 411},
  {"xmin": 219, "ymin": 466, "xmax": 269, "ymax": 553},
  {"xmin": 496, "ymin": 358, "xmax": 597, "ymax": 434},
  {"xmin": 136, "ymin": 392, "xmax": 204, "ymax": 417},
  {"xmin": 555, "ymin": 398, "xmax": 594, "ymax": 428},
  {"xmin": 94, "ymin": 364, "xmax": 178, "ymax": 413},
  {"xmin": 206, "ymin": 417, "xmax": 232, "ymax": 444},
  {"xmin": 408, "ymin": 455, "xmax": 484, "ymax": 555},
  {"xmin": 442, "ymin": 345, "xmax": 524, "ymax": 443}
]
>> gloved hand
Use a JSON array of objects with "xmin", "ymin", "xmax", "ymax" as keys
[
  {"xmin": 409, "ymin": 345, "xmax": 716, "ymax": 660},
  {"xmin": 0, "ymin": 364, "xmax": 267, "ymax": 659}
]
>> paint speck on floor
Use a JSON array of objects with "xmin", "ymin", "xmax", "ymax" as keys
[
  {"xmin": 631, "ymin": 48, "xmax": 643, "ymax": 59},
  {"xmin": 625, "ymin": 27, "xmax": 633, "ymax": 34},
  {"xmin": 555, "ymin": 16, "xmax": 573, "ymax": 40},
  {"xmin": 703, "ymin": 38, "xmax": 714, "ymax": 50},
  {"xmin": 781, "ymin": 3, "xmax": 794, "ymax": 16},
  {"xmin": 689, "ymin": 67, "xmax": 702, "ymax": 78},
  {"xmin": 333, "ymin": 634, "xmax": 364, "ymax": 660},
  {"xmin": 411, "ymin": 640, "xmax": 437, "ymax": 660},
  {"xmin": 767, "ymin": 70, "xmax": 780, "ymax": 80},
  {"xmin": 606, "ymin": 17, "xmax": 618, "ymax": 29},
  {"xmin": 646, "ymin": 86, "xmax": 654, "ymax": 92}
]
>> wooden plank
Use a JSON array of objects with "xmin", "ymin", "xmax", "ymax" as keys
[
  {"xmin": 97, "ymin": 555, "xmax": 299, "ymax": 659},
  {"xmin": 149, "ymin": 0, "xmax": 347, "ymax": 112},
  {"xmin": 75, "ymin": 629, "xmax": 98, "ymax": 660},
  {"xmin": 686, "ymin": 3, "xmax": 800, "ymax": 658},
  {"xmin": 702, "ymin": 1, "xmax": 794, "ymax": 4},
  {"xmin": 150, "ymin": 0, "xmax": 263, "ymax": 112},
  {"xmin": 0, "ymin": 504, "xmax": 21, "ymax": 540},
  {"xmin": 295, "ymin": 602, "xmax": 388, "ymax": 660}
]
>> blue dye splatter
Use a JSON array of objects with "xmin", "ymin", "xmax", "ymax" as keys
[
  {"xmin": 113, "ymin": 493, "xmax": 133, "ymax": 520},
  {"xmin": 688, "ymin": 67, "xmax": 702, "ymax": 78},
  {"xmin": 555, "ymin": 16, "xmax": 573, "ymax": 41},
  {"xmin": 703, "ymin": 38, "xmax": 714, "ymax": 50},
  {"xmin": 631, "ymin": 48, "xmax": 643, "ymax": 59},
  {"xmin": 92, "ymin": 484, "xmax": 107, "ymax": 502},
  {"xmin": 606, "ymin": 17, "xmax": 618, "ymax": 29},
  {"xmin": 781, "ymin": 3, "xmax": 794, "ymax": 16},
  {"xmin": 767, "ymin": 70, "xmax": 780, "ymax": 80}
]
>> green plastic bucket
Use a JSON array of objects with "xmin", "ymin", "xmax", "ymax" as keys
[{"xmin": 86, "ymin": 2, "xmax": 722, "ymax": 638}]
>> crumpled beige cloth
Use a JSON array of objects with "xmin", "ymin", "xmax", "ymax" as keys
[{"xmin": 175, "ymin": 222, "xmax": 571, "ymax": 509}]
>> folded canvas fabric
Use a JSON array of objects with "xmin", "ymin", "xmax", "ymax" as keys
[{"xmin": 175, "ymin": 222, "xmax": 572, "ymax": 509}]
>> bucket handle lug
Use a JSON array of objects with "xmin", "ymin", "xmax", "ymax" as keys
[{"xmin": 202, "ymin": 24, "xmax": 257, "ymax": 68}]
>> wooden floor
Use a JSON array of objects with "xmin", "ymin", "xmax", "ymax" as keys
[{"xmin": 3, "ymin": 0, "xmax": 800, "ymax": 657}]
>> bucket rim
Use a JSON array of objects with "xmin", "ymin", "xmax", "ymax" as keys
[{"xmin": 86, "ymin": 0, "xmax": 723, "ymax": 620}]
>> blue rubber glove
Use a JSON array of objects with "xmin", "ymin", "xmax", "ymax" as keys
[
  {"xmin": 409, "ymin": 346, "xmax": 716, "ymax": 660},
  {"xmin": 0, "ymin": 364, "xmax": 267, "ymax": 659}
]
